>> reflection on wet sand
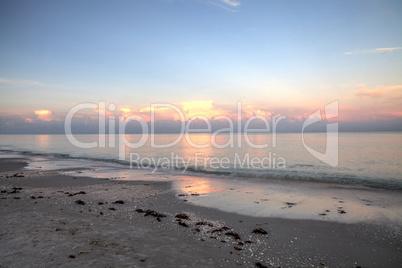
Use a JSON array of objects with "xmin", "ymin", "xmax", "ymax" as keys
[
  {"xmin": 20, "ymin": 155, "xmax": 402, "ymax": 229},
  {"xmin": 176, "ymin": 176, "xmax": 224, "ymax": 195}
]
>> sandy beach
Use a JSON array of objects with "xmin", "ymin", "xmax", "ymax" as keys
[
  {"xmin": 0, "ymin": 157, "xmax": 401, "ymax": 267},
  {"xmin": 2, "ymin": 0, "xmax": 402, "ymax": 267}
]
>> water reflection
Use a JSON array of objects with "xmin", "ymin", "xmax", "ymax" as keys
[
  {"xmin": 34, "ymin": 135, "xmax": 51, "ymax": 148},
  {"xmin": 176, "ymin": 176, "xmax": 224, "ymax": 195}
]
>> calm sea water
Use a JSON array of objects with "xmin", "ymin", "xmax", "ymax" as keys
[{"xmin": 0, "ymin": 132, "xmax": 401, "ymax": 190}]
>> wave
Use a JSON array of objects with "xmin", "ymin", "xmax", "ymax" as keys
[
  {"xmin": 1, "ymin": 148, "xmax": 401, "ymax": 191},
  {"xmin": 175, "ymin": 166, "xmax": 402, "ymax": 191}
]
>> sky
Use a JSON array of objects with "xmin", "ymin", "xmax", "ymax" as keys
[{"xmin": 0, "ymin": 0, "xmax": 401, "ymax": 133}]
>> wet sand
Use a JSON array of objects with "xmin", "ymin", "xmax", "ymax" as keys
[{"xmin": 0, "ymin": 157, "xmax": 401, "ymax": 267}]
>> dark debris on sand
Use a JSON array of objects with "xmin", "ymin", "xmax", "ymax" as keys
[
  {"xmin": 68, "ymin": 191, "xmax": 86, "ymax": 197},
  {"xmin": 285, "ymin": 202, "xmax": 297, "ymax": 207},
  {"xmin": 255, "ymin": 262, "xmax": 268, "ymax": 268},
  {"xmin": 225, "ymin": 231, "xmax": 241, "ymax": 240},
  {"xmin": 252, "ymin": 227, "xmax": 268, "ymax": 235},
  {"xmin": 211, "ymin": 226, "xmax": 231, "ymax": 233},
  {"xmin": 136, "ymin": 208, "xmax": 166, "ymax": 219},
  {"xmin": 113, "ymin": 200, "xmax": 124, "ymax": 204},
  {"xmin": 144, "ymin": 209, "xmax": 166, "ymax": 218},
  {"xmin": 195, "ymin": 221, "xmax": 214, "ymax": 227},
  {"xmin": 75, "ymin": 200, "xmax": 85, "ymax": 205},
  {"xmin": 176, "ymin": 220, "xmax": 189, "ymax": 227},
  {"xmin": 175, "ymin": 213, "xmax": 190, "ymax": 220},
  {"xmin": 4, "ymin": 187, "xmax": 23, "ymax": 194}
]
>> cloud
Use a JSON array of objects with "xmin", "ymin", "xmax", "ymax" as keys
[
  {"xmin": 352, "ymin": 84, "xmax": 402, "ymax": 99},
  {"xmin": 344, "ymin": 47, "xmax": 402, "ymax": 55},
  {"xmin": 120, "ymin": 108, "xmax": 131, "ymax": 113},
  {"xmin": 197, "ymin": 0, "xmax": 240, "ymax": 11},
  {"xmin": 221, "ymin": 0, "xmax": 240, "ymax": 7},
  {"xmin": 0, "ymin": 78, "xmax": 43, "ymax": 87},
  {"xmin": 35, "ymin": 110, "xmax": 51, "ymax": 115},
  {"xmin": 0, "ymin": 77, "xmax": 72, "ymax": 94},
  {"xmin": 2, "ymin": 99, "xmax": 402, "ymax": 133},
  {"xmin": 35, "ymin": 110, "xmax": 53, "ymax": 121},
  {"xmin": 181, "ymin": 100, "xmax": 228, "ymax": 120}
]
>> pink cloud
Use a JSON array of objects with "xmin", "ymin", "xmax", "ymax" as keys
[
  {"xmin": 35, "ymin": 110, "xmax": 53, "ymax": 121},
  {"xmin": 352, "ymin": 84, "xmax": 402, "ymax": 99}
]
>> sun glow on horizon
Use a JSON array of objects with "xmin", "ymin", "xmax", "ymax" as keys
[
  {"xmin": 181, "ymin": 101, "xmax": 226, "ymax": 120},
  {"xmin": 34, "ymin": 110, "xmax": 51, "ymax": 115},
  {"xmin": 34, "ymin": 110, "xmax": 52, "ymax": 121}
]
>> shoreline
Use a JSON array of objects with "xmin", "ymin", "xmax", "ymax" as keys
[
  {"xmin": 18, "ymin": 151, "xmax": 402, "ymax": 228},
  {"xmin": 1, "ymin": 131, "xmax": 402, "ymax": 192},
  {"xmin": 0, "ymin": 157, "xmax": 401, "ymax": 267}
]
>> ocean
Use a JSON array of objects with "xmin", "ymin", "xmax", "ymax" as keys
[{"xmin": 0, "ymin": 132, "xmax": 401, "ymax": 190}]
